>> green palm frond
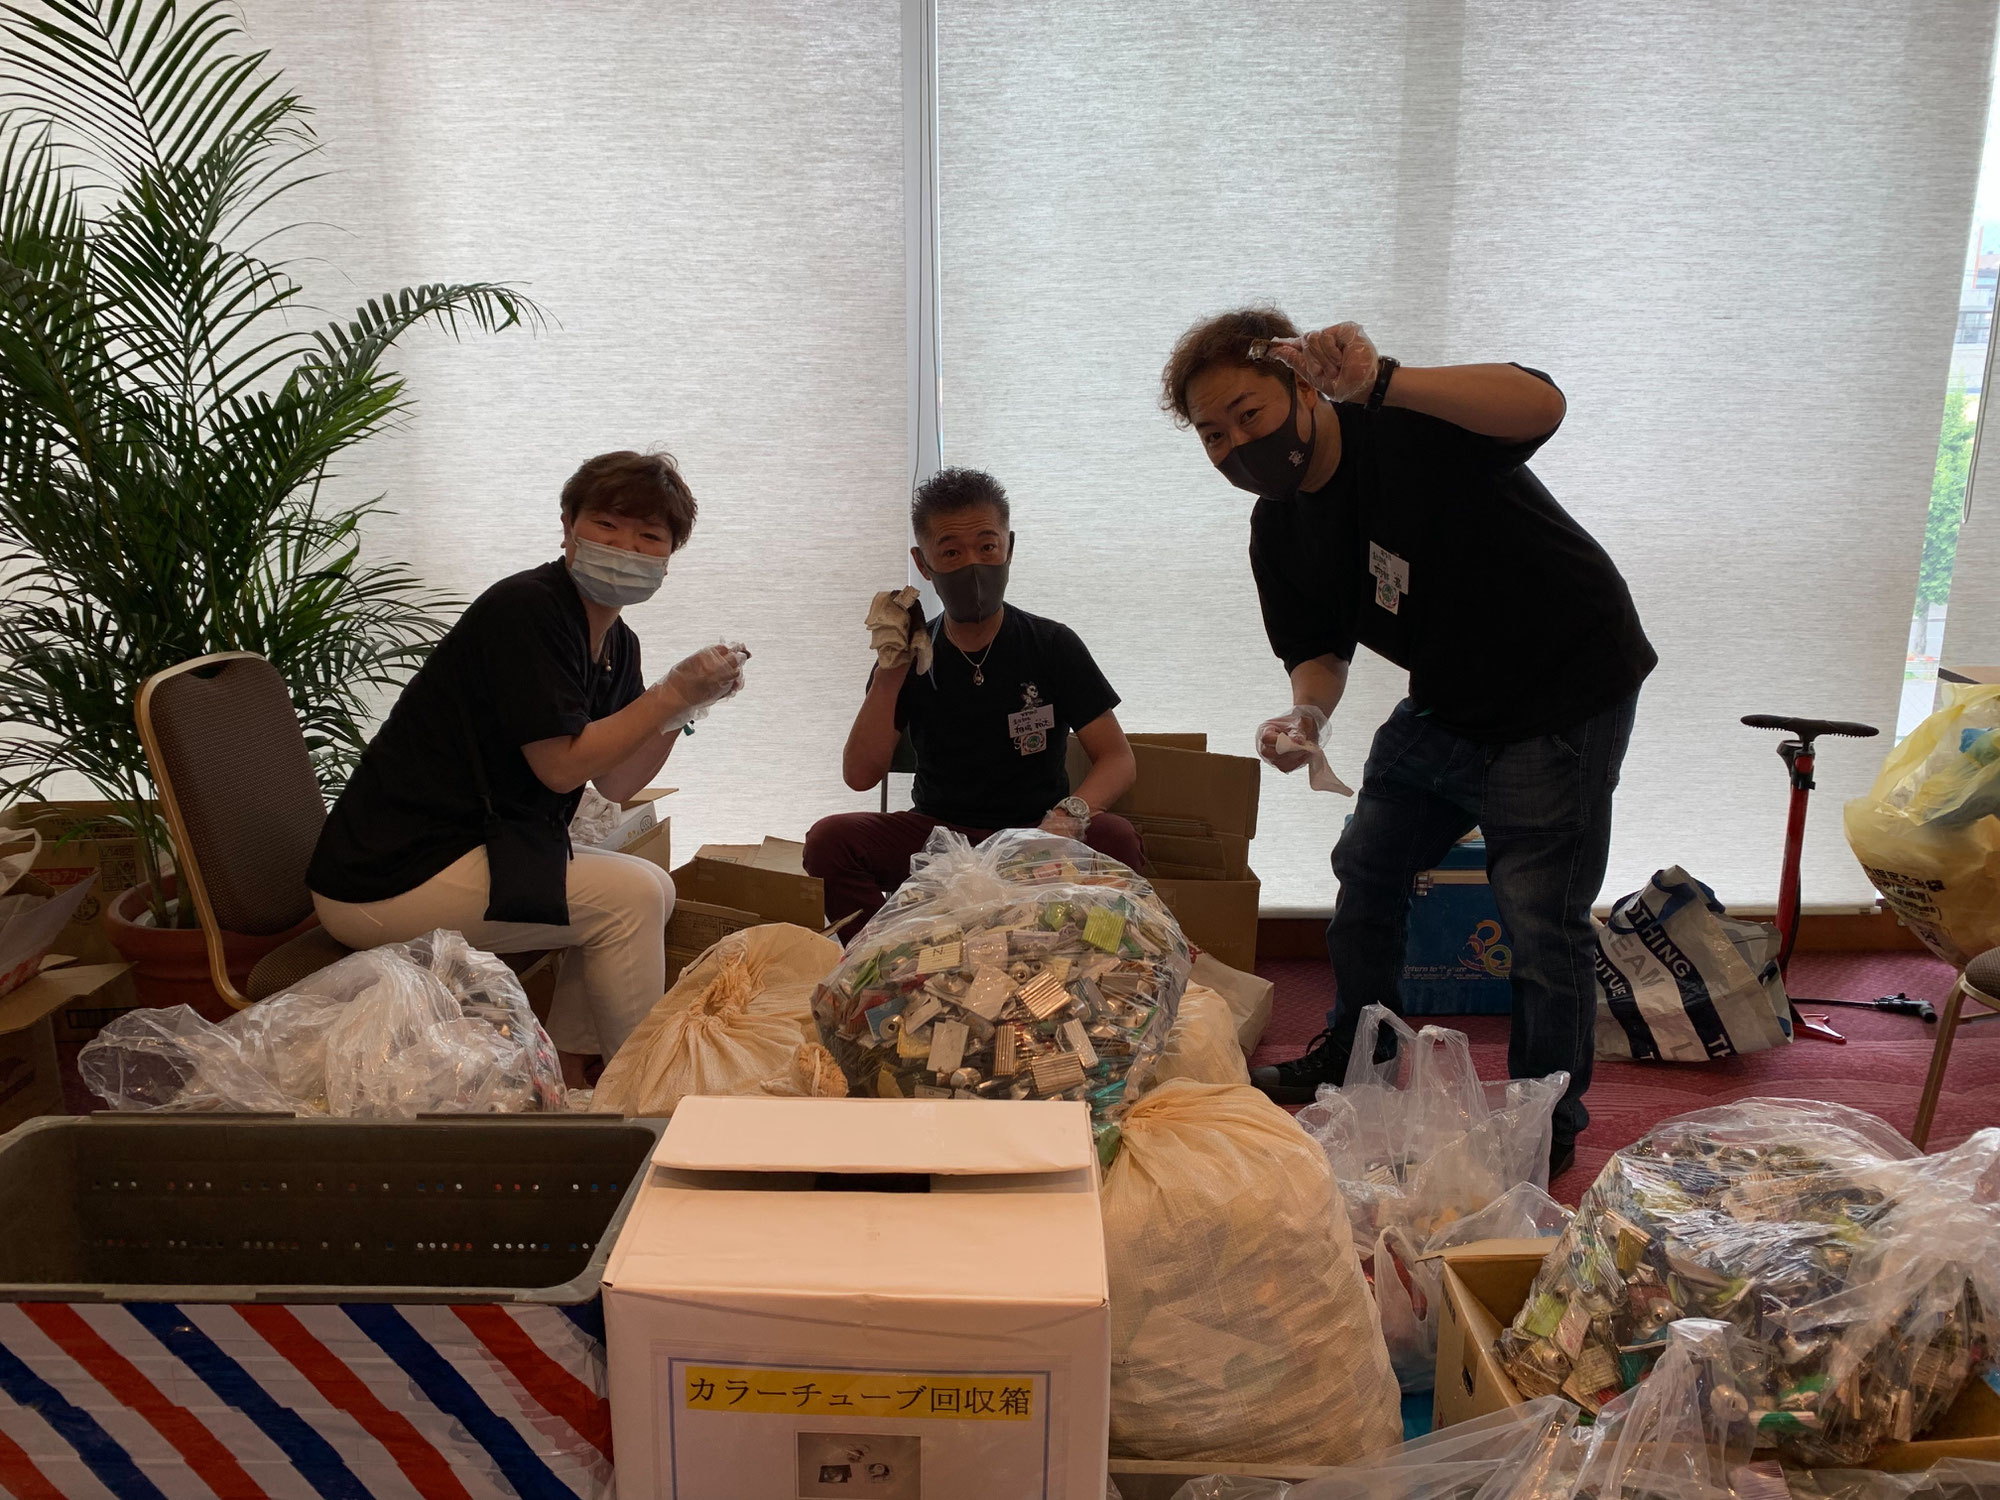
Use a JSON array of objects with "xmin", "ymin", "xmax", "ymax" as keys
[{"xmin": 0, "ymin": 0, "xmax": 543, "ymax": 923}]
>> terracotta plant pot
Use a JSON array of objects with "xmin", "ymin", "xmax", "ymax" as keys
[{"xmin": 103, "ymin": 879, "xmax": 311, "ymax": 1021}]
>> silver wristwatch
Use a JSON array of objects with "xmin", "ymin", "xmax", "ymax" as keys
[{"xmin": 1055, "ymin": 795, "xmax": 1092, "ymax": 830}]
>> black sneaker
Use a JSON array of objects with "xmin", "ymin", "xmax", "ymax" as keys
[
  {"xmin": 1550, "ymin": 1141, "xmax": 1576, "ymax": 1182},
  {"xmin": 1250, "ymin": 1026, "xmax": 1350, "ymax": 1105}
]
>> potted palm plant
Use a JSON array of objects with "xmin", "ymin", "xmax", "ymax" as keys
[{"xmin": 0, "ymin": 0, "xmax": 540, "ymax": 1011}]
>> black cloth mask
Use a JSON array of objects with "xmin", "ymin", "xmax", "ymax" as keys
[
  {"xmin": 931, "ymin": 559, "xmax": 1009, "ymax": 623},
  {"xmin": 1217, "ymin": 383, "xmax": 1318, "ymax": 499}
]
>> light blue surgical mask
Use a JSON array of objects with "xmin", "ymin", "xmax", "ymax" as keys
[{"xmin": 569, "ymin": 536, "xmax": 668, "ymax": 607}]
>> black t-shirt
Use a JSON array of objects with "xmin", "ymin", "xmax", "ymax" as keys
[
  {"xmin": 890, "ymin": 605, "xmax": 1120, "ymax": 830},
  {"xmin": 308, "ymin": 560, "xmax": 643, "ymax": 902},
  {"xmin": 1248, "ymin": 370, "xmax": 1656, "ymax": 743}
]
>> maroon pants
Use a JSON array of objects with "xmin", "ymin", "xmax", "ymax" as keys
[{"xmin": 803, "ymin": 809, "xmax": 1146, "ymax": 937}]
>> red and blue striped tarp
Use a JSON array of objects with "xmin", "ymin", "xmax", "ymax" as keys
[{"xmin": 0, "ymin": 1300, "xmax": 612, "ymax": 1499}]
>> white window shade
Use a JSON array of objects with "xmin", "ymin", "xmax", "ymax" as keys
[
  {"xmin": 241, "ymin": 0, "xmax": 909, "ymax": 859},
  {"xmin": 936, "ymin": 0, "xmax": 1994, "ymax": 912}
]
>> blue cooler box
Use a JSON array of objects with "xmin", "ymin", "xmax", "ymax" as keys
[{"xmin": 1401, "ymin": 836, "xmax": 1514, "ymax": 1016}]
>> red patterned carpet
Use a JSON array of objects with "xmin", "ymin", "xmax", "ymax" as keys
[{"xmin": 1250, "ymin": 950, "xmax": 2000, "ymax": 1203}]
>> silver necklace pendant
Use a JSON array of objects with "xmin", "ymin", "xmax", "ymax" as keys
[{"xmin": 972, "ymin": 667, "xmax": 984, "ymax": 687}]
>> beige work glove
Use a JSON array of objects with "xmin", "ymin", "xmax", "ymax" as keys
[{"xmin": 866, "ymin": 586, "xmax": 934, "ymax": 673}]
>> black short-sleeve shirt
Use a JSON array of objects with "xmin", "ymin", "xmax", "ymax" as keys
[
  {"xmin": 1247, "ymin": 369, "xmax": 1656, "ymax": 743},
  {"xmin": 308, "ymin": 560, "xmax": 643, "ymax": 902},
  {"xmin": 890, "ymin": 605, "xmax": 1119, "ymax": 830}
]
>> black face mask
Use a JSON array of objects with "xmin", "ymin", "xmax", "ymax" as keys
[
  {"xmin": 931, "ymin": 558, "xmax": 1009, "ymax": 623},
  {"xmin": 1217, "ymin": 383, "xmax": 1317, "ymax": 499}
]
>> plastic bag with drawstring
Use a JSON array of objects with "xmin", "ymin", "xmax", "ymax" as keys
[
  {"xmin": 1103, "ymin": 1079, "xmax": 1402, "ymax": 1468},
  {"xmin": 594, "ymin": 923, "xmax": 838, "ymax": 1116}
]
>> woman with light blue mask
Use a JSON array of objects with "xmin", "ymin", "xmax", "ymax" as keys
[{"xmin": 308, "ymin": 450, "xmax": 750, "ymax": 1077}]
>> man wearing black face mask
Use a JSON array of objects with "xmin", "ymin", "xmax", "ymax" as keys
[
  {"xmin": 804, "ymin": 467, "xmax": 1144, "ymax": 933},
  {"xmin": 1162, "ymin": 308, "xmax": 1655, "ymax": 1181}
]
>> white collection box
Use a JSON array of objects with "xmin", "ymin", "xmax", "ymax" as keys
[{"xmin": 605, "ymin": 1096, "xmax": 1111, "ymax": 1499}]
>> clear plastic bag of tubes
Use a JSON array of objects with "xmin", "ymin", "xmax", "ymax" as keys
[
  {"xmin": 811, "ymin": 828, "xmax": 1189, "ymax": 1158},
  {"xmin": 80, "ymin": 929, "xmax": 565, "ymax": 1117},
  {"xmin": 1497, "ymin": 1099, "xmax": 2000, "ymax": 1467}
]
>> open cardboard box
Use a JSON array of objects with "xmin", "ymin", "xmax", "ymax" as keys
[
  {"xmin": 662, "ymin": 839, "xmax": 826, "ymax": 986},
  {"xmin": 0, "ymin": 801, "xmax": 148, "ymax": 1041},
  {"xmin": 0, "ymin": 951, "xmax": 130, "ymax": 1135},
  {"xmin": 1067, "ymin": 732, "xmax": 1262, "ymax": 970},
  {"xmin": 606, "ymin": 788, "xmax": 674, "ymax": 874},
  {"xmin": 589, "ymin": 787, "xmax": 674, "ymax": 855},
  {"xmin": 1434, "ymin": 1238, "xmax": 2000, "ymax": 1473},
  {"xmin": 0, "ymin": 868, "xmax": 132, "ymax": 1128}
]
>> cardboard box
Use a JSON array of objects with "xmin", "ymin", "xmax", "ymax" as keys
[
  {"xmin": 626, "ymin": 816, "xmax": 672, "ymax": 876},
  {"xmin": 0, "ymin": 802, "xmax": 146, "ymax": 1040},
  {"xmin": 605, "ymin": 1096, "xmax": 1111, "ymax": 1500},
  {"xmin": 0, "ymin": 874, "xmax": 96, "ymax": 998},
  {"xmin": 0, "ymin": 959, "xmax": 131, "ymax": 1134},
  {"xmin": 662, "ymin": 845, "xmax": 826, "ymax": 986},
  {"xmin": 1433, "ymin": 1239, "xmax": 2000, "ymax": 1472},
  {"xmin": 585, "ymin": 788, "xmax": 672, "ymax": 853},
  {"xmin": 1067, "ymin": 734, "xmax": 1264, "ymax": 970}
]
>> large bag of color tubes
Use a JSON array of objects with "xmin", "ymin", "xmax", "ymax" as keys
[
  {"xmin": 1498, "ymin": 1099, "xmax": 2000, "ymax": 1467},
  {"xmin": 811, "ymin": 828, "xmax": 1189, "ymax": 1158}
]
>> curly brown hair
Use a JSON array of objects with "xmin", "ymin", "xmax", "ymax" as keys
[
  {"xmin": 1159, "ymin": 305, "xmax": 1301, "ymax": 427},
  {"xmin": 560, "ymin": 450, "xmax": 698, "ymax": 550}
]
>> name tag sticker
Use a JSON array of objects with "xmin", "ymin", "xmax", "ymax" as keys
[
  {"xmin": 1008, "ymin": 704, "xmax": 1056, "ymax": 738},
  {"xmin": 1368, "ymin": 542, "xmax": 1411, "ymax": 594}
]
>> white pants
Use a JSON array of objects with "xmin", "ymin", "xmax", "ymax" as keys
[{"xmin": 312, "ymin": 845, "xmax": 675, "ymax": 1060}]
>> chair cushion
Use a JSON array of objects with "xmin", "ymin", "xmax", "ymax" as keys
[
  {"xmin": 1963, "ymin": 947, "xmax": 2000, "ymax": 1005},
  {"xmin": 246, "ymin": 926, "xmax": 352, "ymax": 1002}
]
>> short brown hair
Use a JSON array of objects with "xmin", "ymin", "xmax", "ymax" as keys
[
  {"xmin": 560, "ymin": 450, "xmax": 698, "ymax": 550},
  {"xmin": 912, "ymin": 466, "xmax": 1010, "ymax": 543},
  {"xmin": 1160, "ymin": 305, "xmax": 1301, "ymax": 427}
]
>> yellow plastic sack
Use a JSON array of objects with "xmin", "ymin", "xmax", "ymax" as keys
[
  {"xmin": 1150, "ymin": 985, "xmax": 1251, "ymax": 1088},
  {"xmin": 1844, "ymin": 686, "xmax": 2000, "ymax": 965},
  {"xmin": 1101, "ymin": 1080, "xmax": 1402, "ymax": 1468},
  {"xmin": 595, "ymin": 923, "xmax": 839, "ymax": 1116}
]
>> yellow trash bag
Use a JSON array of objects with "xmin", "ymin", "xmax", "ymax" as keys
[
  {"xmin": 1844, "ymin": 685, "xmax": 2000, "ymax": 965},
  {"xmin": 595, "ymin": 923, "xmax": 839, "ymax": 1116},
  {"xmin": 1101, "ymin": 1080, "xmax": 1402, "ymax": 1467},
  {"xmin": 1148, "ymin": 985, "xmax": 1251, "ymax": 1088}
]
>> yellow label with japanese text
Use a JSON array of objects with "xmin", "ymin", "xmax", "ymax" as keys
[{"xmin": 681, "ymin": 1365, "xmax": 1035, "ymax": 1421}]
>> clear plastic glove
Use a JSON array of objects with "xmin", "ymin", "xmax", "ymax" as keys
[
  {"xmin": 1038, "ymin": 809, "xmax": 1085, "ymax": 840},
  {"xmin": 655, "ymin": 641, "xmax": 750, "ymax": 733},
  {"xmin": 1265, "ymin": 321, "xmax": 1379, "ymax": 404},
  {"xmin": 1255, "ymin": 705, "xmax": 1352, "ymax": 795}
]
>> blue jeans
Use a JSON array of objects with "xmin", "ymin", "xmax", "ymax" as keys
[{"xmin": 1324, "ymin": 693, "xmax": 1639, "ymax": 1148}]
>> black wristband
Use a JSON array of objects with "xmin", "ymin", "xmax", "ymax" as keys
[{"xmin": 1366, "ymin": 356, "xmax": 1400, "ymax": 412}]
